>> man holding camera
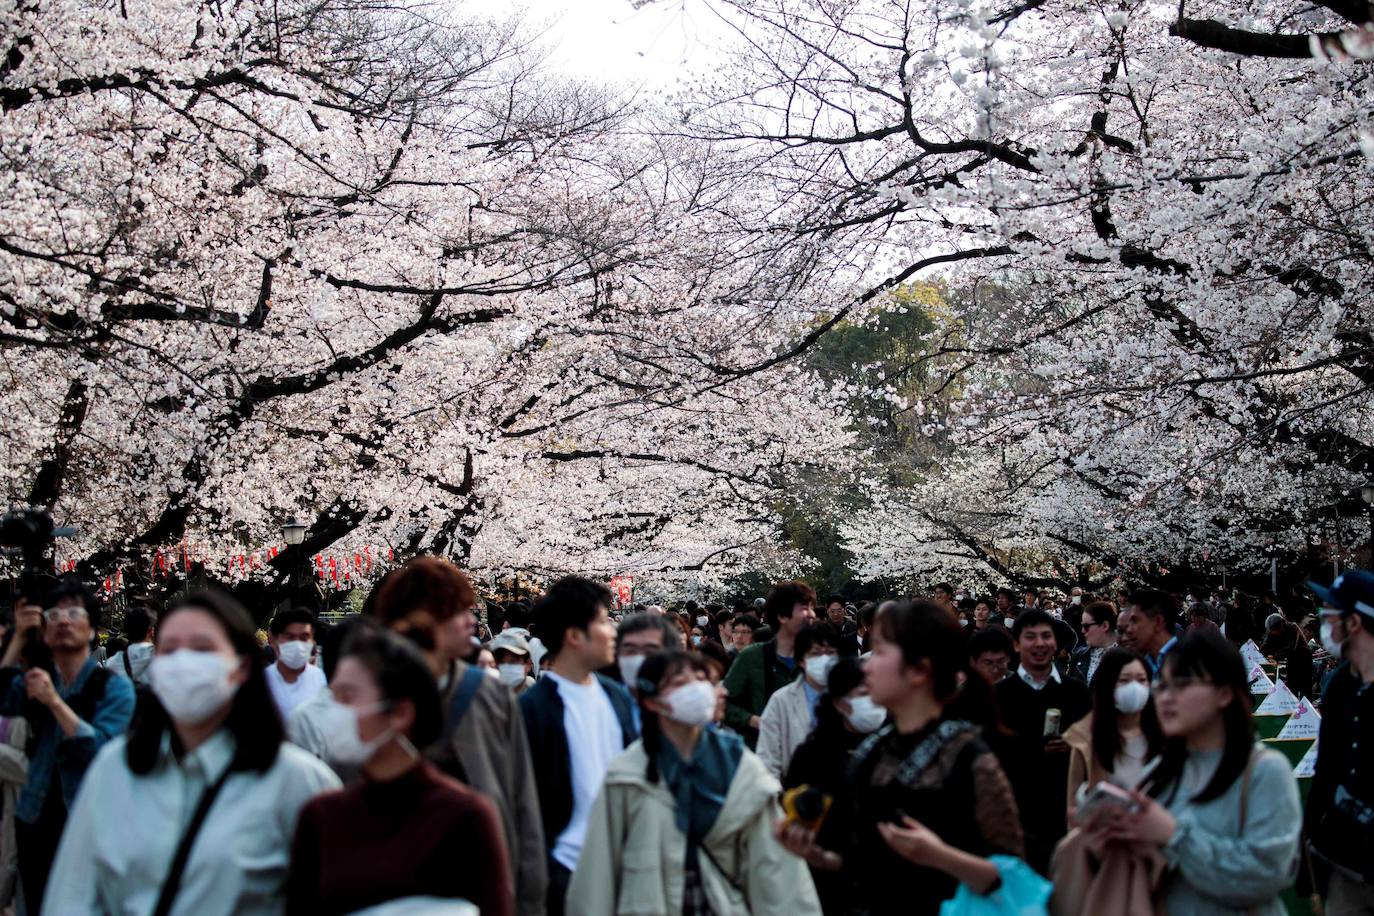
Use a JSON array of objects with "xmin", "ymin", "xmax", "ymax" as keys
[{"xmin": 0, "ymin": 576, "xmax": 135, "ymax": 912}]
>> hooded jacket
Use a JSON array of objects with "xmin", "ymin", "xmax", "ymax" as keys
[{"xmin": 566, "ymin": 740, "xmax": 822, "ymax": 916}]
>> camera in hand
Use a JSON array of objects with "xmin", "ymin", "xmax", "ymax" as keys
[{"xmin": 782, "ymin": 785, "xmax": 833, "ymax": 833}]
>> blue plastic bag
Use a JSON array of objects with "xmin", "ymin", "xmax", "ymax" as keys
[{"xmin": 939, "ymin": 855, "xmax": 1052, "ymax": 916}]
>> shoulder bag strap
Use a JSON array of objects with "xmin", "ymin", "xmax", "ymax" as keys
[
  {"xmin": 1237, "ymin": 746, "xmax": 1259, "ymax": 831},
  {"xmin": 122, "ymin": 650, "xmax": 134, "ymax": 679},
  {"xmin": 151, "ymin": 764, "xmax": 234, "ymax": 916}
]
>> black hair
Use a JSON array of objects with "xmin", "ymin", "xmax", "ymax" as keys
[
  {"xmin": 858, "ymin": 604, "xmax": 878, "ymax": 628},
  {"xmin": 826, "ymin": 595, "xmax": 846, "ymax": 607},
  {"xmin": 933, "ymin": 583, "xmax": 954, "ymax": 596},
  {"xmin": 1144, "ymin": 628, "xmax": 1254, "ymax": 805},
  {"xmin": 1129, "ymin": 589, "xmax": 1176, "ymax": 622},
  {"xmin": 533, "ymin": 576, "xmax": 613, "ymax": 658},
  {"xmin": 967, "ymin": 626, "xmax": 1016, "ymax": 662},
  {"xmin": 795, "ymin": 622, "xmax": 844, "ymax": 659},
  {"xmin": 122, "ymin": 602, "xmax": 158, "ymax": 642},
  {"xmin": 813, "ymin": 656, "xmax": 867, "ymax": 735},
  {"xmin": 128, "ymin": 590, "xmax": 283, "ymax": 775},
  {"xmin": 1011, "ymin": 607, "xmax": 1055, "ymax": 641},
  {"xmin": 615, "ymin": 612, "xmax": 680, "ymax": 654},
  {"xmin": 762, "ymin": 580, "xmax": 817, "ymax": 630},
  {"xmin": 995, "ymin": 588, "xmax": 1017, "ymax": 602},
  {"xmin": 269, "ymin": 607, "xmax": 315, "ymax": 637},
  {"xmin": 1089, "ymin": 648, "xmax": 1164, "ymax": 773},
  {"xmin": 714, "ymin": 609, "xmax": 734, "ymax": 627},
  {"xmin": 503, "ymin": 603, "xmax": 532, "ymax": 630},
  {"xmin": 873, "ymin": 600, "xmax": 993, "ymax": 724},
  {"xmin": 47, "ymin": 575, "xmax": 101, "ymax": 631},
  {"xmin": 732, "ymin": 613, "xmax": 760, "ymax": 631},
  {"xmin": 634, "ymin": 649, "xmax": 707, "ymax": 784},
  {"xmin": 318, "ymin": 614, "xmax": 370, "ymax": 681},
  {"xmin": 338, "ymin": 623, "xmax": 443, "ymax": 749}
]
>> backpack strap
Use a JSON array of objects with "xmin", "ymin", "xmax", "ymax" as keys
[
  {"xmin": 121, "ymin": 650, "xmax": 134, "ymax": 680},
  {"xmin": 446, "ymin": 665, "xmax": 486, "ymax": 734}
]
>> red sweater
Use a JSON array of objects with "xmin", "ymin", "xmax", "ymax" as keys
[{"xmin": 286, "ymin": 760, "xmax": 513, "ymax": 916}]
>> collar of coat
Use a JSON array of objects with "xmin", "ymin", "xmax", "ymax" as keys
[{"xmin": 602, "ymin": 737, "xmax": 779, "ymax": 839}]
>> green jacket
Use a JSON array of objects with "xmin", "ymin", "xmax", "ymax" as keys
[{"xmin": 723, "ymin": 641, "xmax": 799, "ymax": 744}]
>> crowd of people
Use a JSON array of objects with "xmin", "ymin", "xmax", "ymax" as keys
[{"xmin": 0, "ymin": 558, "xmax": 1369, "ymax": 915}]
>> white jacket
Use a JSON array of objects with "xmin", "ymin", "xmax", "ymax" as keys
[
  {"xmin": 567, "ymin": 740, "xmax": 821, "ymax": 916},
  {"xmin": 756, "ymin": 679, "xmax": 814, "ymax": 779}
]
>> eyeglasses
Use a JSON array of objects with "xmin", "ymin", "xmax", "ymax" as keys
[
  {"xmin": 1154, "ymin": 677, "xmax": 1211, "ymax": 694},
  {"xmin": 43, "ymin": 607, "xmax": 89, "ymax": 624}
]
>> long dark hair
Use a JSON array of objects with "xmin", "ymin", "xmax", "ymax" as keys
[
  {"xmin": 1089, "ymin": 647, "xmax": 1164, "ymax": 773},
  {"xmin": 873, "ymin": 600, "xmax": 994, "ymax": 725},
  {"xmin": 1144, "ymin": 629, "xmax": 1254, "ymax": 804},
  {"xmin": 815, "ymin": 656, "xmax": 867, "ymax": 735},
  {"xmin": 634, "ymin": 649, "xmax": 705, "ymax": 784},
  {"xmin": 127, "ymin": 590, "xmax": 284, "ymax": 775},
  {"xmin": 338, "ymin": 624, "xmax": 442, "ymax": 748}
]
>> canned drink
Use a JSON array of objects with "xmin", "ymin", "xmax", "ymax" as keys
[{"xmin": 1043, "ymin": 708, "xmax": 1062, "ymax": 737}]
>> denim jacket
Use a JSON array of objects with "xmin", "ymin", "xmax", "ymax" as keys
[{"xmin": 0, "ymin": 656, "xmax": 135, "ymax": 823}]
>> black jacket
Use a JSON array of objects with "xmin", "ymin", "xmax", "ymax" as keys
[
  {"xmin": 518, "ymin": 673, "xmax": 638, "ymax": 852},
  {"xmin": 1307, "ymin": 661, "xmax": 1374, "ymax": 881},
  {"xmin": 990, "ymin": 672, "xmax": 1092, "ymax": 874}
]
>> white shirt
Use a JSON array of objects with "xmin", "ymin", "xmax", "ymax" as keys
[
  {"xmin": 1017, "ymin": 662, "xmax": 1062, "ymax": 691},
  {"xmin": 545, "ymin": 671, "xmax": 622, "ymax": 872},
  {"xmin": 264, "ymin": 662, "xmax": 327, "ymax": 721},
  {"xmin": 43, "ymin": 730, "xmax": 339, "ymax": 915}
]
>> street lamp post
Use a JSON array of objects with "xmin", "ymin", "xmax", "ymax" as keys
[
  {"xmin": 1363, "ymin": 484, "xmax": 1374, "ymax": 570},
  {"xmin": 281, "ymin": 519, "xmax": 307, "ymax": 604}
]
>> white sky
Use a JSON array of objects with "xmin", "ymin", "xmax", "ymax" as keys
[{"xmin": 460, "ymin": 0, "xmax": 730, "ymax": 92}]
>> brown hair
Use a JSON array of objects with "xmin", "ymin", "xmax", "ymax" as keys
[
  {"xmin": 370, "ymin": 557, "xmax": 476, "ymax": 651},
  {"xmin": 762, "ymin": 580, "xmax": 818, "ymax": 629}
]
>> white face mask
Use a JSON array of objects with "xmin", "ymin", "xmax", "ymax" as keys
[
  {"xmin": 1320, "ymin": 619, "xmax": 1344, "ymax": 658},
  {"xmin": 960, "ymin": 618, "xmax": 971, "ymax": 627},
  {"xmin": 1004, "ymin": 617, "xmax": 1017, "ymax": 629},
  {"xmin": 483, "ymin": 665, "xmax": 501, "ymax": 680},
  {"xmin": 691, "ymin": 635, "xmax": 702, "ymax": 647},
  {"xmin": 1114, "ymin": 681, "xmax": 1150, "ymax": 715},
  {"xmin": 844, "ymin": 694, "xmax": 887, "ymax": 733},
  {"xmin": 696, "ymin": 616, "xmax": 709, "ymax": 627},
  {"xmin": 497, "ymin": 663, "xmax": 527, "ymax": 687},
  {"xmin": 276, "ymin": 640, "xmax": 312, "ymax": 670},
  {"xmin": 1070, "ymin": 595, "xmax": 1082, "ymax": 605},
  {"xmin": 662, "ymin": 680, "xmax": 717, "ymax": 727},
  {"xmin": 804, "ymin": 654, "xmax": 838, "ymax": 686},
  {"xmin": 149, "ymin": 650, "xmax": 239, "ymax": 725},
  {"xmin": 619, "ymin": 654, "xmax": 647, "ymax": 690},
  {"xmin": 319, "ymin": 697, "xmax": 392, "ymax": 766}
]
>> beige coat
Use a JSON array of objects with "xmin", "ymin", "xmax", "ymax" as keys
[
  {"xmin": 431, "ymin": 660, "xmax": 547, "ymax": 916},
  {"xmin": 756, "ymin": 679, "xmax": 813, "ymax": 779},
  {"xmin": 566, "ymin": 740, "xmax": 822, "ymax": 916}
]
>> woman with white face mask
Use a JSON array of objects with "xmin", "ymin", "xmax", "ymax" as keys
[
  {"xmin": 285, "ymin": 626, "xmax": 512, "ymax": 915},
  {"xmin": 42, "ymin": 591, "xmax": 340, "ymax": 916},
  {"xmin": 782, "ymin": 657, "xmax": 884, "ymax": 914},
  {"xmin": 566, "ymin": 650, "xmax": 822, "ymax": 916},
  {"xmin": 1064, "ymin": 648, "xmax": 1165, "ymax": 823},
  {"xmin": 756, "ymin": 623, "xmax": 845, "ymax": 780}
]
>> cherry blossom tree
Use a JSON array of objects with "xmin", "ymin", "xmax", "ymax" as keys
[
  {"xmin": 671, "ymin": 0, "xmax": 1374, "ymax": 587},
  {"xmin": 0, "ymin": 0, "xmax": 857, "ymax": 593}
]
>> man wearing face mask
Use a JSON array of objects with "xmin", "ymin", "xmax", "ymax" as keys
[
  {"xmin": 756, "ymin": 623, "xmax": 845, "ymax": 779},
  {"xmin": 0, "ymin": 576, "xmax": 136, "ymax": 912},
  {"xmin": 1306, "ymin": 571, "xmax": 1374, "ymax": 912},
  {"xmin": 615, "ymin": 613, "xmax": 681, "ymax": 698},
  {"xmin": 490, "ymin": 632, "xmax": 536, "ymax": 695},
  {"xmin": 264, "ymin": 608, "xmax": 326, "ymax": 722}
]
